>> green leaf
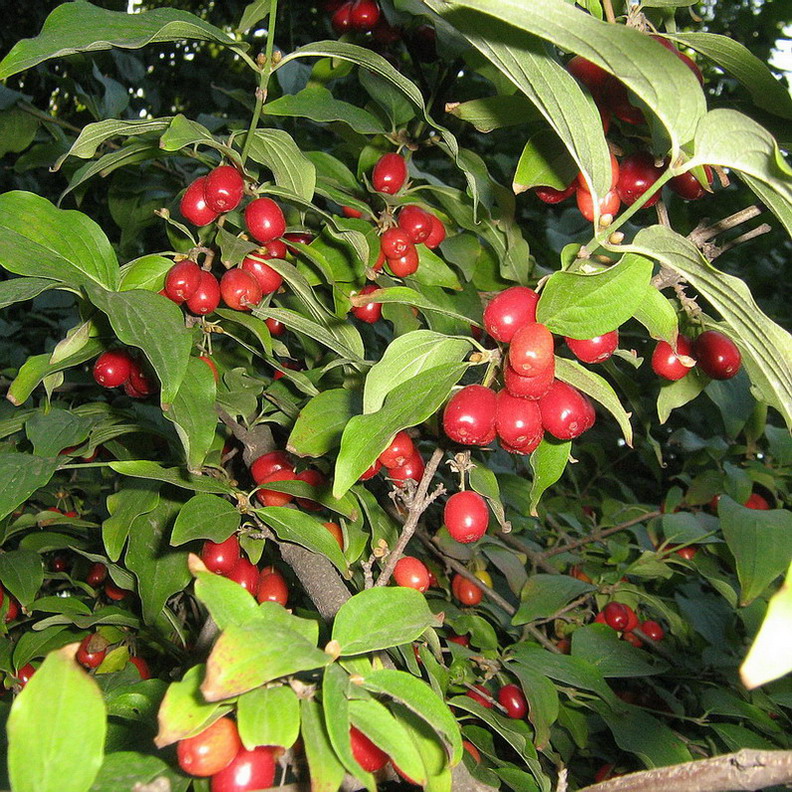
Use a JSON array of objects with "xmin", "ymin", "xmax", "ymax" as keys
[
  {"xmin": 741, "ymin": 561, "xmax": 792, "ymax": 689},
  {"xmin": 513, "ymin": 127, "xmax": 578, "ymax": 192},
  {"xmin": 154, "ymin": 665, "xmax": 231, "ymax": 747},
  {"xmin": 109, "ymin": 460, "xmax": 235, "ymax": 494},
  {"xmin": 84, "ymin": 286, "xmax": 192, "ymax": 408},
  {"xmin": 0, "ymin": 452, "xmax": 59, "ymax": 521},
  {"xmin": 363, "ymin": 331, "xmax": 473, "ymax": 415},
  {"xmin": 630, "ymin": 225, "xmax": 792, "ymax": 430},
  {"xmin": 160, "ymin": 114, "xmax": 237, "ymax": 163},
  {"xmin": 528, "ymin": 439, "xmax": 570, "ymax": 515},
  {"xmin": 671, "ymin": 33, "xmax": 792, "ymax": 120},
  {"xmin": 0, "ymin": 276, "xmax": 58, "ymax": 309},
  {"xmin": 425, "ymin": 0, "xmax": 705, "ymax": 155},
  {"xmin": 572, "ymin": 625, "xmax": 664, "ymax": 677},
  {"xmin": 412, "ymin": 247, "xmax": 462, "ymax": 290},
  {"xmin": 0, "ymin": 191, "xmax": 119, "ymax": 290},
  {"xmin": 256, "ymin": 507, "xmax": 348, "ymax": 574},
  {"xmin": 237, "ymin": 0, "xmax": 270, "ymax": 32},
  {"xmin": 202, "ymin": 621, "xmax": 331, "ymax": 701},
  {"xmin": 656, "ymin": 368, "xmax": 707, "ymax": 424},
  {"xmin": 7, "ymin": 645, "xmax": 106, "ymax": 792},
  {"xmin": 118, "ymin": 254, "xmax": 174, "ymax": 292},
  {"xmin": 512, "ymin": 575, "xmax": 595, "ymax": 626},
  {"xmin": 719, "ymin": 496, "xmax": 792, "ymax": 606},
  {"xmin": 288, "ymin": 388, "xmax": 361, "ymax": 458},
  {"xmin": 262, "ymin": 86, "xmax": 385, "ymax": 134},
  {"xmin": 248, "ymin": 129, "xmax": 317, "ymax": 202},
  {"xmin": 165, "ymin": 357, "xmax": 217, "ymax": 472},
  {"xmin": 0, "ymin": 106, "xmax": 39, "ymax": 158},
  {"xmin": 353, "ymin": 286, "xmax": 479, "ymax": 326},
  {"xmin": 237, "ymin": 686, "xmax": 301, "ymax": 751},
  {"xmin": 537, "ymin": 255, "xmax": 653, "ymax": 339},
  {"xmin": 89, "ymin": 752, "xmax": 189, "ymax": 792},
  {"xmin": 0, "ymin": 0, "xmax": 245, "ymax": 80},
  {"xmin": 361, "ymin": 669, "xmax": 461, "ymax": 762},
  {"xmin": 25, "ymin": 408, "xmax": 91, "ymax": 458},
  {"xmin": 633, "ymin": 285, "xmax": 679, "ymax": 344},
  {"xmin": 301, "ymin": 698, "xmax": 346, "ymax": 792},
  {"xmin": 332, "ymin": 588, "xmax": 439, "ymax": 655},
  {"xmin": 0, "ymin": 549, "xmax": 44, "ymax": 607},
  {"xmin": 125, "ymin": 500, "xmax": 191, "ymax": 625},
  {"xmin": 505, "ymin": 663, "xmax": 559, "ymax": 751},
  {"xmin": 334, "ymin": 362, "xmax": 468, "ymax": 498},
  {"xmin": 468, "ymin": 464, "xmax": 507, "ymax": 531},
  {"xmin": 446, "ymin": 95, "xmax": 541, "ymax": 134},
  {"xmin": 192, "ymin": 570, "xmax": 259, "ymax": 632},
  {"xmin": 103, "ymin": 480, "xmax": 161, "ymax": 562},
  {"xmin": 554, "ymin": 357, "xmax": 633, "ymax": 445},
  {"xmin": 171, "ymin": 494, "xmax": 240, "ymax": 546}
]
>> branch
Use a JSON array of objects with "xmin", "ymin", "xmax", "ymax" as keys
[
  {"xmin": 280, "ymin": 543, "xmax": 351, "ymax": 621},
  {"xmin": 215, "ymin": 406, "xmax": 275, "ymax": 466},
  {"xmin": 541, "ymin": 511, "xmax": 661, "ymax": 559},
  {"xmin": 688, "ymin": 206, "xmax": 763, "ymax": 246},
  {"xmin": 578, "ymin": 749, "xmax": 792, "ymax": 792},
  {"xmin": 374, "ymin": 447, "xmax": 446, "ymax": 587}
]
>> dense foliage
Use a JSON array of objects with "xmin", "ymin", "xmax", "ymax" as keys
[{"xmin": 1, "ymin": 1, "xmax": 792, "ymax": 791}]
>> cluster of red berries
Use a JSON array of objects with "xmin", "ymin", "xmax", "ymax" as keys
[
  {"xmin": 594, "ymin": 601, "xmax": 665, "ymax": 648},
  {"xmin": 325, "ymin": 0, "xmax": 381, "ymax": 34},
  {"xmin": 73, "ymin": 633, "xmax": 151, "ymax": 679},
  {"xmin": 444, "ymin": 286, "xmax": 606, "ymax": 452},
  {"xmin": 467, "ymin": 681, "xmax": 528, "ymax": 720},
  {"xmin": 451, "ymin": 570, "xmax": 490, "ymax": 606},
  {"xmin": 179, "ymin": 164, "xmax": 245, "ymax": 227},
  {"xmin": 176, "ymin": 716, "xmax": 279, "ymax": 791},
  {"xmin": 651, "ymin": 329, "xmax": 742, "ymax": 381},
  {"xmin": 86, "ymin": 561, "xmax": 132, "ymax": 602},
  {"xmin": 359, "ymin": 430, "xmax": 425, "ymax": 484},
  {"xmin": 92, "ymin": 348, "xmax": 157, "ymax": 399}
]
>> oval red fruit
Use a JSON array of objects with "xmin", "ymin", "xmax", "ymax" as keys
[
  {"xmin": 503, "ymin": 361, "xmax": 555, "ymax": 400},
  {"xmin": 177, "ymin": 717, "xmax": 241, "ymax": 777},
  {"xmin": 180, "ymin": 177, "xmax": 219, "ymax": 226},
  {"xmin": 227, "ymin": 558, "xmax": 259, "ymax": 593},
  {"xmin": 256, "ymin": 469, "xmax": 297, "ymax": 507},
  {"xmin": 380, "ymin": 228, "xmax": 412, "ymax": 259},
  {"xmin": 398, "ymin": 205, "xmax": 433, "ymax": 243},
  {"xmin": 201, "ymin": 535, "xmax": 241, "ymax": 576},
  {"xmin": 641, "ymin": 620, "xmax": 665, "ymax": 642},
  {"xmin": 538, "ymin": 381, "xmax": 595, "ymax": 440},
  {"xmin": 693, "ymin": 330, "xmax": 741, "ymax": 380},
  {"xmin": 444, "ymin": 490, "xmax": 489, "ymax": 544},
  {"xmin": 498, "ymin": 683, "xmax": 528, "ymax": 719},
  {"xmin": 576, "ymin": 187, "xmax": 621, "ymax": 222},
  {"xmin": 535, "ymin": 182, "xmax": 577, "ymax": 204},
  {"xmin": 372, "ymin": 152, "xmax": 407, "ymax": 195},
  {"xmin": 669, "ymin": 166, "xmax": 713, "ymax": 201},
  {"xmin": 210, "ymin": 746, "xmax": 277, "ymax": 792},
  {"xmin": 496, "ymin": 389, "xmax": 543, "ymax": 449},
  {"xmin": 423, "ymin": 214, "xmax": 446, "ymax": 248},
  {"xmin": 185, "ymin": 271, "xmax": 221, "ymax": 315},
  {"xmin": 388, "ymin": 452, "xmax": 425, "ymax": 483},
  {"xmin": 651, "ymin": 335, "xmax": 695, "ymax": 381},
  {"xmin": 386, "ymin": 244, "xmax": 420, "ymax": 278},
  {"xmin": 508, "ymin": 322, "xmax": 555, "ymax": 377},
  {"xmin": 565, "ymin": 331, "xmax": 619, "ymax": 364},
  {"xmin": 451, "ymin": 573, "xmax": 483, "ymax": 606},
  {"xmin": 165, "ymin": 259, "xmax": 202, "ymax": 303},
  {"xmin": 244, "ymin": 197, "xmax": 286, "ymax": 244},
  {"xmin": 483, "ymin": 286, "xmax": 540, "ymax": 343},
  {"xmin": 443, "ymin": 385, "xmax": 497, "ymax": 446},
  {"xmin": 616, "ymin": 151, "xmax": 664, "ymax": 207},
  {"xmin": 256, "ymin": 566, "xmax": 289, "ymax": 606},
  {"xmin": 379, "ymin": 430, "xmax": 415, "ymax": 468},
  {"xmin": 349, "ymin": 0, "xmax": 380, "ymax": 30},
  {"xmin": 220, "ymin": 268, "xmax": 263, "ymax": 312},
  {"xmin": 393, "ymin": 556, "xmax": 430, "ymax": 592},
  {"xmin": 204, "ymin": 165, "xmax": 244, "ymax": 213},
  {"xmin": 241, "ymin": 254, "xmax": 283, "ymax": 294},
  {"xmin": 350, "ymin": 726, "xmax": 388, "ymax": 772},
  {"xmin": 93, "ymin": 350, "xmax": 133, "ymax": 388},
  {"xmin": 351, "ymin": 284, "xmax": 382, "ymax": 323},
  {"xmin": 466, "ymin": 684, "xmax": 492, "ymax": 708}
]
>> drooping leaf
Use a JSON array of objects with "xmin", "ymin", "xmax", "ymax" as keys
[
  {"xmin": 0, "ymin": 277, "xmax": 58, "ymax": 309},
  {"xmin": 513, "ymin": 127, "xmax": 579, "ymax": 193},
  {"xmin": 103, "ymin": 480, "xmax": 161, "ymax": 562},
  {"xmin": 25, "ymin": 408, "xmax": 92, "ymax": 458},
  {"xmin": 0, "ymin": 453, "xmax": 59, "ymax": 521},
  {"xmin": 109, "ymin": 461, "xmax": 235, "ymax": 494},
  {"xmin": 301, "ymin": 698, "xmax": 346, "ymax": 792},
  {"xmin": 571, "ymin": 624, "xmax": 664, "ymax": 677},
  {"xmin": 512, "ymin": 575, "xmax": 595, "ymax": 626},
  {"xmin": 528, "ymin": 439, "xmax": 571, "ymax": 515},
  {"xmin": 0, "ymin": 549, "xmax": 44, "ymax": 607}
]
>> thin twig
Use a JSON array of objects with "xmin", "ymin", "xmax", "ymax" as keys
[
  {"xmin": 499, "ymin": 533, "xmax": 562, "ymax": 575},
  {"xmin": 541, "ymin": 511, "xmax": 662, "ymax": 559},
  {"xmin": 374, "ymin": 448, "xmax": 446, "ymax": 587},
  {"xmin": 712, "ymin": 223, "xmax": 773, "ymax": 257},
  {"xmin": 602, "ymin": 0, "xmax": 617, "ymax": 23},
  {"xmin": 688, "ymin": 205, "xmax": 762, "ymax": 245}
]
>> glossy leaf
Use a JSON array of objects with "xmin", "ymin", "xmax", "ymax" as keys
[
  {"xmin": 0, "ymin": 452, "xmax": 59, "ymax": 521},
  {"xmin": 301, "ymin": 698, "xmax": 346, "ymax": 792},
  {"xmin": 118, "ymin": 254, "xmax": 174, "ymax": 292},
  {"xmin": 288, "ymin": 388, "xmax": 361, "ymax": 458},
  {"xmin": 332, "ymin": 588, "xmax": 440, "ymax": 655},
  {"xmin": 25, "ymin": 408, "xmax": 91, "ymax": 458},
  {"xmin": 103, "ymin": 480, "xmax": 161, "ymax": 562},
  {"xmin": 513, "ymin": 127, "xmax": 579, "ymax": 193},
  {"xmin": 109, "ymin": 460, "xmax": 235, "ymax": 494},
  {"xmin": 248, "ymin": 129, "xmax": 317, "ymax": 202},
  {"xmin": 0, "ymin": 276, "xmax": 58, "ymax": 309},
  {"xmin": 237, "ymin": 685, "xmax": 301, "ymax": 751},
  {"xmin": 528, "ymin": 439, "xmax": 571, "ymax": 516},
  {"xmin": 0, "ymin": 191, "xmax": 119, "ymax": 289},
  {"xmin": 513, "ymin": 575, "xmax": 595, "ymax": 626},
  {"xmin": 7, "ymin": 645, "xmax": 106, "ymax": 792},
  {"xmin": 171, "ymin": 494, "xmax": 240, "ymax": 546}
]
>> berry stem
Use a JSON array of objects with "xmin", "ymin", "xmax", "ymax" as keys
[
  {"xmin": 240, "ymin": 0, "xmax": 279, "ymax": 167},
  {"xmin": 602, "ymin": 0, "xmax": 616, "ymax": 23}
]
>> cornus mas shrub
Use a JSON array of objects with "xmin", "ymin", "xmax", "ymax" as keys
[{"xmin": 1, "ymin": 1, "xmax": 792, "ymax": 791}]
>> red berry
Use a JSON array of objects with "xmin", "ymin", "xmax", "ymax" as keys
[
  {"xmin": 256, "ymin": 566, "xmax": 289, "ymax": 606},
  {"xmin": 388, "ymin": 451, "xmax": 425, "ymax": 483},
  {"xmin": 250, "ymin": 451, "xmax": 292, "ymax": 483},
  {"xmin": 331, "ymin": 2, "xmax": 354, "ymax": 34},
  {"xmin": 359, "ymin": 460, "xmax": 382, "ymax": 481},
  {"xmin": 448, "ymin": 633, "xmax": 470, "ymax": 647},
  {"xmin": 220, "ymin": 268, "xmax": 263, "ymax": 312},
  {"xmin": 165, "ymin": 260, "xmax": 202, "ymax": 303},
  {"xmin": 594, "ymin": 764, "xmax": 618, "ymax": 783},
  {"xmin": 245, "ymin": 198, "xmax": 286, "ymax": 244},
  {"xmin": 295, "ymin": 468, "xmax": 326, "ymax": 510},
  {"xmin": 262, "ymin": 239, "xmax": 288, "ymax": 259},
  {"xmin": 50, "ymin": 554, "xmax": 70, "ymax": 573},
  {"xmin": 380, "ymin": 228, "xmax": 412, "ymax": 259},
  {"xmin": 669, "ymin": 166, "xmax": 713, "ymax": 201},
  {"xmin": 127, "ymin": 361, "xmax": 157, "ymax": 397},
  {"xmin": 397, "ymin": 205, "xmax": 433, "ymax": 244},
  {"xmin": 577, "ymin": 152, "xmax": 620, "ymax": 192},
  {"xmin": 16, "ymin": 664, "xmax": 35, "ymax": 688},
  {"xmin": 423, "ymin": 213, "xmax": 446, "ymax": 249},
  {"xmin": 323, "ymin": 522, "xmax": 344, "ymax": 549},
  {"xmin": 283, "ymin": 232, "xmax": 314, "ymax": 254},
  {"xmin": 444, "ymin": 490, "xmax": 489, "ymax": 544},
  {"xmin": 200, "ymin": 355, "xmax": 219, "ymax": 382},
  {"xmin": 651, "ymin": 36, "xmax": 703, "ymax": 84},
  {"xmin": 496, "ymin": 389, "xmax": 544, "ymax": 450},
  {"xmin": 508, "ymin": 323, "xmax": 555, "ymax": 377},
  {"xmin": 93, "ymin": 350, "xmax": 132, "ymax": 388},
  {"xmin": 623, "ymin": 605, "xmax": 639, "ymax": 632},
  {"xmin": 227, "ymin": 558, "xmax": 259, "ymax": 593},
  {"xmin": 265, "ymin": 317, "xmax": 286, "ymax": 336},
  {"xmin": 211, "ymin": 746, "xmax": 277, "ymax": 792},
  {"xmin": 602, "ymin": 602, "xmax": 630, "ymax": 631},
  {"xmin": 177, "ymin": 717, "xmax": 241, "ymax": 778},
  {"xmin": 241, "ymin": 254, "xmax": 283, "ymax": 294},
  {"xmin": 466, "ymin": 684, "xmax": 492, "ymax": 708},
  {"xmin": 86, "ymin": 562, "xmax": 107, "ymax": 587},
  {"xmin": 651, "ymin": 335, "xmax": 695, "ymax": 381},
  {"xmin": 538, "ymin": 381, "xmax": 595, "ymax": 440},
  {"xmin": 204, "ymin": 165, "xmax": 244, "ymax": 213},
  {"xmin": 451, "ymin": 573, "xmax": 483, "ymax": 606},
  {"xmin": 342, "ymin": 205, "xmax": 364, "ymax": 218},
  {"xmin": 372, "ymin": 153, "xmax": 407, "ymax": 194},
  {"xmin": 745, "ymin": 492, "xmax": 771, "ymax": 510},
  {"xmin": 351, "ymin": 284, "xmax": 382, "ymax": 323},
  {"xmin": 622, "ymin": 631, "xmax": 643, "ymax": 647},
  {"xmin": 503, "ymin": 362, "xmax": 555, "ymax": 400},
  {"xmin": 483, "ymin": 286, "xmax": 539, "ymax": 343},
  {"xmin": 185, "ymin": 271, "xmax": 221, "ymax": 315},
  {"xmin": 601, "ymin": 77, "xmax": 645, "ymax": 125},
  {"xmin": 104, "ymin": 581, "xmax": 129, "ymax": 601},
  {"xmin": 201, "ymin": 535, "xmax": 241, "ymax": 576},
  {"xmin": 180, "ymin": 177, "xmax": 219, "ymax": 226},
  {"xmin": 393, "ymin": 556, "xmax": 430, "ymax": 592},
  {"xmin": 566, "ymin": 56, "xmax": 611, "ymax": 97},
  {"xmin": 443, "ymin": 385, "xmax": 497, "ymax": 446},
  {"xmin": 378, "ymin": 430, "xmax": 415, "ymax": 468},
  {"xmin": 130, "ymin": 656, "xmax": 151, "ymax": 679},
  {"xmin": 371, "ymin": 17, "xmax": 401, "ymax": 44},
  {"xmin": 641, "ymin": 620, "xmax": 665, "ymax": 642},
  {"xmin": 535, "ymin": 182, "xmax": 577, "ymax": 204},
  {"xmin": 76, "ymin": 634, "xmax": 106, "ymax": 669},
  {"xmin": 462, "ymin": 741, "xmax": 481, "ymax": 763},
  {"xmin": 693, "ymin": 330, "xmax": 741, "ymax": 380},
  {"xmin": 616, "ymin": 152, "xmax": 664, "ymax": 207},
  {"xmin": 498, "ymin": 684, "xmax": 528, "ymax": 719},
  {"xmin": 349, "ymin": 0, "xmax": 380, "ymax": 30},
  {"xmin": 350, "ymin": 726, "xmax": 388, "ymax": 772},
  {"xmin": 386, "ymin": 245, "xmax": 419, "ymax": 278},
  {"xmin": 576, "ymin": 187, "xmax": 621, "ymax": 222},
  {"xmin": 565, "ymin": 331, "xmax": 619, "ymax": 364},
  {"xmin": 256, "ymin": 469, "xmax": 297, "ymax": 507}
]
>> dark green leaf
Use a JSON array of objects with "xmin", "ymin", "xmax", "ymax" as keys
[
  {"xmin": 0, "ymin": 277, "xmax": 58, "ymax": 309},
  {"xmin": 288, "ymin": 389, "xmax": 361, "ymax": 458},
  {"xmin": 109, "ymin": 461, "xmax": 235, "ymax": 494},
  {"xmin": 0, "ymin": 453, "xmax": 59, "ymax": 521},
  {"xmin": 301, "ymin": 698, "xmax": 346, "ymax": 792},
  {"xmin": 103, "ymin": 480, "xmax": 161, "ymax": 562},
  {"xmin": 89, "ymin": 752, "xmax": 189, "ymax": 792},
  {"xmin": 0, "ymin": 549, "xmax": 44, "ymax": 606},
  {"xmin": 248, "ymin": 130, "xmax": 317, "ymax": 202},
  {"xmin": 56, "ymin": 117, "xmax": 173, "ymax": 166},
  {"xmin": 171, "ymin": 494, "xmax": 240, "ymax": 546},
  {"xmin": 505, "ymin": 663, "xmax": 559, "ymax": 751},
  {"xmin": 25, "ymin": 408, "xmax": 91, "ymax": 458},
  {"xmin": 571, "ymin": 624, "xmax": 664, "ymax": 677},
  {"xmin": 512, "ymin": 575, "xmax": 594, "ymax": 626}
]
